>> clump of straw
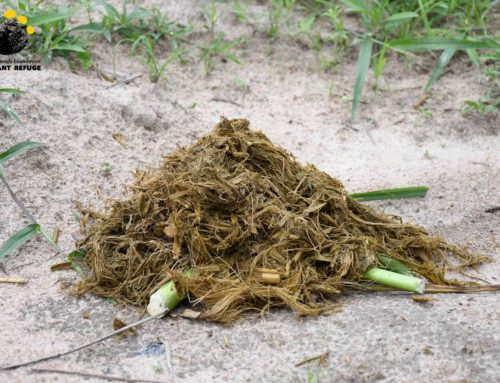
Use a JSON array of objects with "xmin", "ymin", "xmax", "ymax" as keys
[{"xmin": 76, "ymin": 118, "xmax": 488, "ymax": 323}]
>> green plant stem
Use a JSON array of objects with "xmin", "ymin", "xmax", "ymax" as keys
[{"xmin": 364, "ymin": 267, "xmax": 425, "ymax": 293}]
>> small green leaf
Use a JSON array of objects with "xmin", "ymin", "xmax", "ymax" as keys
[
  {"xmin": 0, "ymin": 224, "xmax": 40, "ymax": 261},
  {"xmin": 0, "ymin": 141, "xmax": 46, "ymax": 164},
  {"xmin": 352, "ymin": 37, "xmax": 373, "ymax": 119},
  {"xmin": 425, "ymin": 48, "xmax": 456, "ymax": 91},
  {"xmin": 67, "ymin": 248, "xmax": 87, "ymax": 275},
  {"xmin": 298, "ymin": 14, "xmax": 315, "ymax": 33},
  {"xmin": 350, "ymin": 186, "xmax": 429, "ymax": 201},
  {"xmin": 67, "ymin": 248, "xmax": 87, "ymax": 262},
  {"xmin": 384, "ymin": 12, "xmax": 419, "ymax": 24}
]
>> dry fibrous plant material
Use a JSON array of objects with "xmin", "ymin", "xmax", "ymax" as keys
[{"xmin": 76, "ymin": 118, "xmax": 489, "ymax": 323}]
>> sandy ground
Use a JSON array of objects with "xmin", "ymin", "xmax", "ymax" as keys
[{"xmin": 1, "ymin": 1, "xmax": 499, "ymax": 382}]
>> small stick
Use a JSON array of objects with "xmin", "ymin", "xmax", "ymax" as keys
[
  {"xmin": 210, "ymin": 97, "xmax": 243, "ymax": 107},
  {"xmin": 425, "ymin": 284, "xmax": 500, "ymax": 293},
  {"xmin": 413, "ymin": 94, "xmax": 429, "ymax": 109},
  {"xmin": 295, "ymin": 351, "xmax": 330, "ymax": 367},
  {"xmin": 8, "ymin": 261, "xmax": 33, "ymax": 272},
  {"xmin": 485, "ymin": 206, "xmax": 500, "ymax": 213},
  {"xmin": 104, "ymin": 74, "xmax": 143, "ymax": 89},
  {"xmin": 52, "ymin": 227, "xmax": 61, "ymax": 244},
  {"xmin": 0, "ymin": 277, "xmax": 27, "ymax": 284},
  {"xmin": 31, "ymin": 368, "xmax": 165, "ymax": 383},
  {"xmin": 2, "ymin": 309, "xmax": 168, "ymax": 370}
]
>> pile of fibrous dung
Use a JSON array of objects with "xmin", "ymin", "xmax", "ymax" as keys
[{"xmin": 76, "ymin": 118, "xmax": 487, "ymax": 323}]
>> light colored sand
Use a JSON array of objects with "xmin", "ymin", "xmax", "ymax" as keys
[{"xmin": 1, "ymin": 1, "xmax": 499, "ymax": 382}]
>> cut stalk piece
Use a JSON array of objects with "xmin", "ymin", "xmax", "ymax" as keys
[
  {"xmin": 147, "ymin": 270, "xmax": 192, "ymax": 316},
  {"xmin": 364, "ymin": 267, "xmax": 425, "ymax": 293},
  {"xmin": 254, "ymin": 268, "xmax": 281, "ymax": 285}
]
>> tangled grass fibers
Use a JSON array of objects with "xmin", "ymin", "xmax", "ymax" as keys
[{"xmin": 76, "ymin": 118, "xmax": 488, "ymax": 323}]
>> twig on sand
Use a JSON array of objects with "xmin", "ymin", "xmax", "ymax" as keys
[
  {"xmin": 0, "ymin": 277, "xmax": 27, "ymax": 284},
  {"xmin": 210, "ymin": 97, "xmax": 243, "ymax": 107},
  {"xmin": 1, "ymin": 309, "xmax": 168, "ymax": 370},
  {"xmin": 295, "ymin": 351, "xmax": 330, "ymax": 367},
  {"xmin": 485, "ymin": 206, "xmax": 500, "ymax": 213},
  {"xmin": 104, "ymin": 74, "xmax": 143, "ymax": 89},
  {"xmin": 413, "ymin": 94, "xmax": 429, "ymax": 109},
  {"xmin": 425, "ymin": 284, "xmax": 500, "ymax": 293},
  {"xmin": 31, "ymin": 368, "xmax": 165, "ymax": 383}
]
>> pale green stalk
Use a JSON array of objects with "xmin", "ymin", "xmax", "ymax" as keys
[
  {"xmin": 364, "ymin": 267, "xmax": 425, "ymax": 293},
  {"xmin": 147, "ymin": 270, "xmax": 192, "ymax": 316}
]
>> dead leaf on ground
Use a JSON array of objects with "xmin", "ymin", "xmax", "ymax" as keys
[
  {"xmin": 412, "ymin": 295, "xmax": 435, "ymax": 303},
  {"xmin": 112, "ymin": 133, "xmax": 128, "ymax": 148},
  {"xmin": 113, "ymin": 318, "xmax": 137, "ymax": 337},
  {"xmin": 50, "ymin": 262, "xmax": 73, "ymax": 271},
  {"xmin": 179, "ymin": 308, "xmax": 202, "ymax": 319},
  {"xmin": 295, "ymin": 351, "xmax": 330, "ymax": 367}
]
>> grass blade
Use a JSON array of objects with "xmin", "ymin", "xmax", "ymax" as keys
[
  {"xmin": 340, "ymin": 0, "xmax": 371, "ymax": 13},
  {"xmin": 384, "ymin": 12, "xmax": 419, "ymax": 24},
  {"xmin": 425, "ymin": 48, "xmax": 456, "ymax": 91},
  {"xmin": 0, "ymin": 100, "xmax": 23, "ymax": 126},
  {"xmin": 466, "ymin": 49, "xmax": 480, "ymax": 68},
  {"xmin": 70, "ymin": 23, "xmax": 106, "ymax": 33},
  {"xmin": 29, "ymin": 8, "xmax": 76, "ymax": 26},
  {"xmin": 378, "ymin": 255, "xmax": 414, "ymax": 276},
  {"xmin": 417, "ymin": 0, "xmax": 431, "ymax": 35},
  {"xmin": 352, "ymin": 37, "xmax": 372, "ymax": 119},
  {"xmin": 0, "ymin": 141, "xmax": 46, "ymax": 164},
  {"xmin": 0, "ymin": 88, "xmax": 25, "ymax": 95},
  {"xmin": 53, "ymin": 44, "xmax": 87, "ymax": 53},
  {"xmin": 389, "ymin": 37, "xmax": 491, "ymax": 51},
  {"xmin": 350, "ymin": 186, "xmax": 429, "ymax": 201},
  {"xmin": 0, "ymin": 224, "xmax": 40, "ymax": 261}
]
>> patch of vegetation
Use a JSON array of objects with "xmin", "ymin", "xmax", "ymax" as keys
[
  {"xmin": 201, "ymin": 32, "xmax": 242, "ymax": 74},
  {"xmin": 231, "ymin": 0, "xmax": 499, "ymax": 117},
  {"xmin": 464, "ymin": 55, "xmax": 499, "ymax": 114},
  {"xmin": 4, "ymin": 0, "xmax": 498, "ymax": 112}
]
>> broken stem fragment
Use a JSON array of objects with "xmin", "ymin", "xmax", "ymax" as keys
[
  {"xmin": 364, "ymin": 267, "xmax": 425, "ymax": 293},
  {"xmin": 147, "ymin": 269, "xmax": 192, "ymax": 316}
]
